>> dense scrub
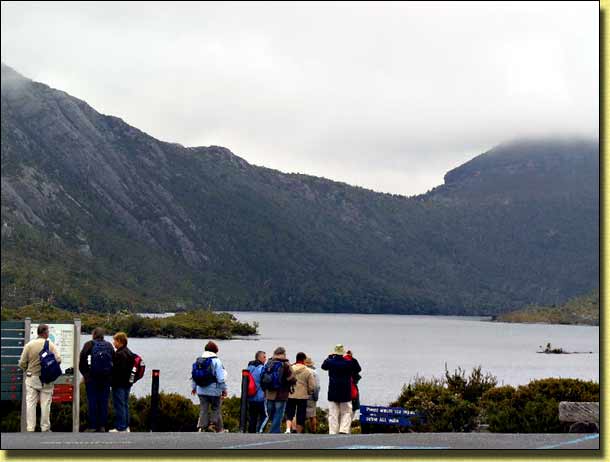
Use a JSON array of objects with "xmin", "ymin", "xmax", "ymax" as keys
[
  {"xmin": 1, "ymin": 303, "xmax": 258, "ymax": 338},
  {"xmin": 389, "ymin": 367, "xmax": 598, "ymax": 433},
  {"xmin": 495, "ymin": 290, "xmax": 599, "ymax": 326}
]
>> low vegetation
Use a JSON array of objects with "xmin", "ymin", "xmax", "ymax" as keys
[
  {"xmin": 495, "ymin": 290, "xmax": 599, "ymax": 326},
  {"xmin": 389, "ymin": 367, "xmax": 598, "ymax": 433},
  {"xmin": 0, "ymin": 303, "xmax": 258, "ymax": 339},
  {"xmin": 0, "ymin": 368, "xmax": 598, "ymax": 433}
]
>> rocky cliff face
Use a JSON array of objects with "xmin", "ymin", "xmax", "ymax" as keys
[{"xmin": 0, "ymin": 64, "xmax": 599, "ymax": 314}]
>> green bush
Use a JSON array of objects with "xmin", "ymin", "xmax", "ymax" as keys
[{"xmin": 481, "ymin": 378, "xmax": 599, "ymax": 433}]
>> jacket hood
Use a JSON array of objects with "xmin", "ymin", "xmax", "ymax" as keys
[
  {"xmin": 202, "ymin": 351, "xmax": 218, "ymax": 358},
  {"xmin": 248, "ymin": 359, "xmax": 264, "ymax": 367}
]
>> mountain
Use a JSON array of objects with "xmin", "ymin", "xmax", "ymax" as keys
[{"xmin": 0, "ymin": 64, "xmax": 599, "ymax": 315}]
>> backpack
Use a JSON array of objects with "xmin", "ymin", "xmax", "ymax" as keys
[
  {"xmin": 350, "ymin": 378, "xmax": 359, "ymax": 400},
  {"xmin": 260, "ymin": 360, "xmax": 283, "ymax": 391},
  {"xmin": 129, "ymin": 353, "xmax": 146, "ymax": 384},
  {"xmin": 245, "ymin": 370, "xmax": 257, "ymax": 397},
  {"xmin": 39, "ymin": 340, "xmax": 62, "ymax": 384},
  {"xmin": 192, "ymin": 357, "xmax": 217, "ymax": 387},
  {"xmin": 90, "ymin": 340, "xmax": 113, "ymax": 380}
]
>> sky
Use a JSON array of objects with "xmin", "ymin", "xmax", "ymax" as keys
[{"xmin": 0, "ymin": 1, "xmax": 599, "ymax": 196}]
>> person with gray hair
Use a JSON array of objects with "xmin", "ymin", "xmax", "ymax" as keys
[
  {"xmin": 246, "ymin": 350, "xmax": 267, "ymax": 433},
  {"xmin": 259, "ymin": 346, "xmax": 296, "ymax": 433},
  {"xmin": 19, "ymin": 324, "xmax": 62, "ymax": 431}
]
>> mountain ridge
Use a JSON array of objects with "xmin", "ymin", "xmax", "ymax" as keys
[{"xmin": 0, "ymin": 64, "xmax": 599, "ymax": 315}]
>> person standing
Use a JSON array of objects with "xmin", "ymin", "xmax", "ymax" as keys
[
  {"xmin": 191, "ymin": 341, "xmax": 227, "ymax": 432},
  {"xmin": 321, "ymin": 344, "xmax": 361, "ymax": 434},
  {"xmin": 261, "ymin": 346, "xmax": 296, "ymax": 433},
  {"xmin": 109, "ymin": 332, "xmax": 133, "ymax": 432},
  {"xmin": 18, "ymin": 324, "xmax": 62, "ymax": 432},
  {"xmin": 285, "ymin": 352, "xmax": 316, "ymax": 433},
  {"xmin": 246, "ymin": 350, "xmax": 267, "ymax": 433},
  {"xmin": 304, "ymin": 356, "xmax": 321, "ymax": 433},
  {"xmin": 344, "ymin": 349, "xmax": 362, "ymax": 417},
  {"xmin": 79, "ymin": 327, "xmax": 115, "ymax": 432}
]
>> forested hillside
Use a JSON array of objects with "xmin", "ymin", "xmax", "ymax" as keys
[{"xmin": 1, "ymin": 64, "xmax": 599, "ymax": 315}]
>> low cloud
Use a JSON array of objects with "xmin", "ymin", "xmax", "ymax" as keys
[{"xmin": 1, "ymin": 1, "xmax": 598, "ymax": 195}]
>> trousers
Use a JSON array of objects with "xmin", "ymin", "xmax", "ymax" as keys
[
  {"xmin": 328, "ymin": 401, "xmax": 352, "ymax": 434},
  {"xmin": 25, "ymin": 375, "xmax": 53, "ymax": 432}
]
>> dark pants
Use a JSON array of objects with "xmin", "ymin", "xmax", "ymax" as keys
[
  {"xmin": 112, "ymin": 386, "xmax": 131, "ymax": 431},
  {"xmin": 247, "ymin": 400, "xmax": 266, "ymax": 433},
  {"xmin": 86, "ymin": 381, "xmax": 110, "ymax": 431},
  {"xmin": 285, "ymin": 398, "xmax": 308, "ymax": 426},
  {"xmin": 197, "ymin": 395, "xmax": 223, "ymax": 431}
]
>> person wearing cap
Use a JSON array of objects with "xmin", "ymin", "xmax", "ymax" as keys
[
  {"xmin": 261, "ymin": 346, "xmax": 296, "ymax": 433},
  {"xmin": 321, "ymin": 344, "xmax": 361, "ymax": 434},
  {"xmin": 304, "ymin": 356, "xmax": 321, "ymax": 433}
]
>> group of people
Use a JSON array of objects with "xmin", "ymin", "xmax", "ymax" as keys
[
  {"xmin": 19, "ymin": 325, "xmax": 138, "ymax": 432},
  {"xmin": 192, "ymin": 342, "xmax": 362, "ymax": 434},
  {"xmin": 19, "ymin": 325, "xmax": 362, "ymax": 435},
  {"xmin": 78, "ymin": 327, "xmax": 136, "ymax": 432}
]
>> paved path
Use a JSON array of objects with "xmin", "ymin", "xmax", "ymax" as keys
[{"xmin": 1, "ymin": 432, "xmax": 600, "ymax": 450}]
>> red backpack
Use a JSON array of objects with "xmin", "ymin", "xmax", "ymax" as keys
[
  {"xmin": 245, "ymin": 370, "xmax": 257, "ymax": 397},
  {"xmin": 129, "ymin": 353, "xmax": 146, "ymax": 384}
]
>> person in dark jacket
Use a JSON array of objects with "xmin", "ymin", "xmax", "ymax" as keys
[
  {"xmin": 79, "ymin": 327, "xmax": 115, "ymax": 432},
  {"xmin": 321, "ymin": 344, "xmax": 361, "ymax": 434},
  {"xmin": 261, "ymin": 346, "xmax": 296, "ymax": 433},
  {"xmin": 246, "ymin": 350, "xmax": 267, "ymax": 433},
  {"xmin": 109, "ymin": 332, "xmax": 133, "ymax": 432}
]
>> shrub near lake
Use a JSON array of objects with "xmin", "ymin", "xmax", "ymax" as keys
[
  {"xmin": 1, "ymin": 303, "xmax": 258, "ymax": 339},
  {"xmin": 1, "ymin": 367, "xmax": 597, "ymax": 433}
]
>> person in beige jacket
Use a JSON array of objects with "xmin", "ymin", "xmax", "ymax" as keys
[
  {"xmin": 18, "ymin": 324, "xmax": 62, "ymax": 432},
  {"xmin": 285, "ymin": 352, "xmax": 316, "ymax": 433}
]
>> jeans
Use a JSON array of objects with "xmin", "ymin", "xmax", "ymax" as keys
[
  {"xmin": 265, "ymin": 399, "xmax": 287, "ymax": 433},
  {"xmin": 247, "ymin": 400, "xmax": 266, "ymax": 433},
  {"xmin": 112, "ymin": 386, "xmax": 131, "ymax": 431},
  {"xmin": 25, "ymin": 375, "xmax": 53, "ymax": 431},
  {"xmin": 198, "ymin": 394, "xmax": 223, "ymax": 431},
  {"xmin": 86, "ymin": 381, "xmax": 111, "ymax": 430}
]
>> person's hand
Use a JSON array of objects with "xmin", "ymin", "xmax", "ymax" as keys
[
  {"xmin": 221, "ymin": 390, "xmax": 228, "ymax": 400},
  {"xmin": 191, "ymin": 389, "xmax": 196, "ymax": 396}
]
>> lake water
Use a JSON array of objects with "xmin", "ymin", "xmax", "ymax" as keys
[{"xmin": 81, "ymin": 312, "xmax": 599, "ymax": 408}]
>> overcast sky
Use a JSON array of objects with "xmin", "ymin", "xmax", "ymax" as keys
[{"xmin": 1, "ymin": 1, "xmax": 598, "ymax": 196}]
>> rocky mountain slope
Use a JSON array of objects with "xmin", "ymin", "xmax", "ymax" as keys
[{"xmin": 1, "ymin": 64, "xmax": 599, "ymax": 314}]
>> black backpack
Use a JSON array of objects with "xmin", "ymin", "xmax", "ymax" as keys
[{"xmin": 39, "ymin": 340, "xmax": 62, "ymax": 384}]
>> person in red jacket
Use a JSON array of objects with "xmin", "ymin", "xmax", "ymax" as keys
[{"xmin": 321, "ymin": 344, "xmax": 361, "ymax": 434}]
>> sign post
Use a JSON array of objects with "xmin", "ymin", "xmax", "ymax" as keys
[
  {"xmin": 20, "ymin": 318, "xmax": 30, "ymax": 432},
  {"xmin": 72, "ymin": 319, "xmax": 81, "ymax": 432}
]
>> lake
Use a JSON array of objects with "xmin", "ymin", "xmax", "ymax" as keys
[{"xmin": 81, "ymin": 312, "xmax": 599, "ymax": 408}]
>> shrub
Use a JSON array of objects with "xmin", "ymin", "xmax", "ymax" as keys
[{"xmin": 481, "ymin": 378, "xmax": 599, "ymax": 433}]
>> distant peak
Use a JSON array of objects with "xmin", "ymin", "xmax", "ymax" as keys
[{"xmin": 1, "ymin": 63, "xmax": 27, "ymax": 80}]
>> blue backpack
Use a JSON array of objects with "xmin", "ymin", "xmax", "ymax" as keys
[
  {"xmin": 260, "ymin": 360, "xmax": 283, "ymax": 391},
  {"xmin": 39, "ymin": 340, "xmax": 62, "ymax": 384},
  {"xmin": 192, "ymin": 357, "xmax": 216, "ymax": 387},
  {"xmin": 90, "ymin": 340, "xmax": 113, "ymax": 380}
]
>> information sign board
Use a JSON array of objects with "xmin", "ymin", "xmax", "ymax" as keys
[{"xmin": 30, "ymin": 323, "xmax": 75, "ymax": 372}]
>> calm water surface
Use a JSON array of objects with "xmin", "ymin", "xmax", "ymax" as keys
[{"xmin": 81, "ymin": 312, "xmax": 599, "ymax": 408}]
